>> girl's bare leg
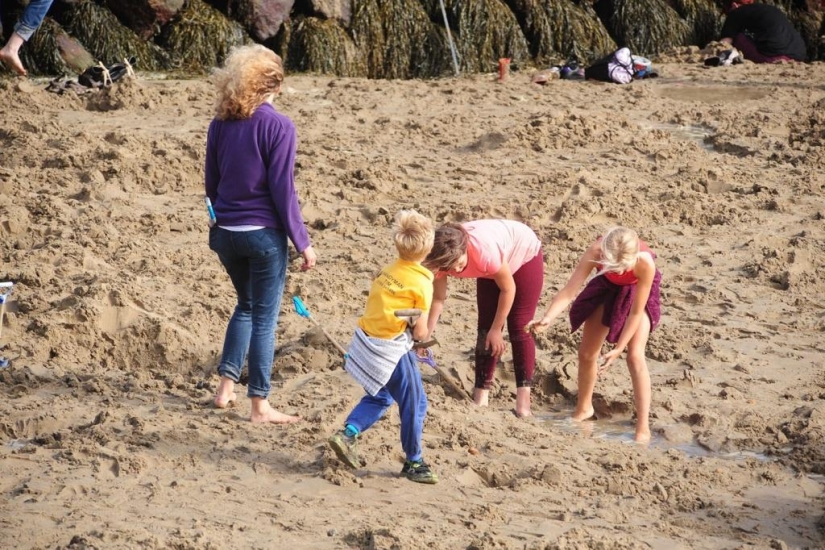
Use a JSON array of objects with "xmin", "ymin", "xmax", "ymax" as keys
[
  {"xmin": 573, "ymin": 306, "xmax": 609, "ymax": 421},
  {"xmin": 473, "ymin": 388, "xmax": 489, "ymax": 407},
  {"xmin": 515, "ymin": 386, "xmax": 532, "ymax": 417},
  {"xmin": 213, "ymin": 376, "xmax": 237, "ymax": 408},
  {"xmin": 626, "ymin": 314, "xmax": 652, "ymax": 443},
  {"xmin": 250, "ymin": 397, "xmax": 300, "ymax": 424}
]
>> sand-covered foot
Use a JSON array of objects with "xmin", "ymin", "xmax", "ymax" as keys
[
  {"xmin": 0, "ymin": 46, "xmax": 26, "ymax": 76},
  {"xmin": 514, "ymin": 408, "xmax": 533, "ymax": 418},
  {"xmin": 213, "ymin": 392, "xmax": 237, "ymax": 409},
  {"xmin": 472, "ymin": 388, "xmax": 489, "ymax": 407},
  {"xmin": 251, "ymin": 409, "xmax": 301, "ymax": 424}
]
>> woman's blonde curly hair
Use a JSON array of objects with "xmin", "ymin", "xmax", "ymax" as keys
[{"xmin": 213, "ymin": 45, "xmax": 284, "ymax": 120}]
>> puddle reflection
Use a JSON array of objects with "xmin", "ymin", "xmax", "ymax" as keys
[{"xmin": 535, "ymin": 411, "xmax": 774, "ymax": 461}]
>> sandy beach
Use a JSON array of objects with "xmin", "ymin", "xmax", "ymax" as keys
[{"xmin": 0, "ymin": 58, "xmax": 823, "ymax": 548}]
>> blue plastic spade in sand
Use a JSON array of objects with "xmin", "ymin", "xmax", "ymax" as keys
[{"xmin": 292, "ymin": 296, "xmax": 349, "ymax": 357}]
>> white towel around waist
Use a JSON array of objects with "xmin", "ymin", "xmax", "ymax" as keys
[{"xmin": 344, "ymin": 327, "xmax": 413, "ymax": 396}]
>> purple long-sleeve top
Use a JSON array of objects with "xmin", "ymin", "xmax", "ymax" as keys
[{"xmin": 204, "ymin": 102, "xmax": 311, "ymax": 253}]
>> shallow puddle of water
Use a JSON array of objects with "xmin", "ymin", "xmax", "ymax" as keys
[
  {"xmin": 6, "ymin": 439, "xmax": 29, "ymax": 451},
  {"xmin": 638, "ymin": 121, "xmax": 716, "ymax": 152},
  {"xmin": 657, "ymin": 85, "xmax": 770, "ymax": 103},
  {"xmin": 536, "ymin": 412, "xmax": 774, "ymax": 461}
]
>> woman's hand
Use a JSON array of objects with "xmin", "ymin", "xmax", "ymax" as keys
[
  {"xmin": 598, "ymin": 347, "xmax": 624, "ymax": 374},
  {"xmin": 486, "ymin": 329, "xmax": 507, "ymax": 357},
  {"xmin": 301, "ymin": 246, "xmax": 317, "ymax": 270}
]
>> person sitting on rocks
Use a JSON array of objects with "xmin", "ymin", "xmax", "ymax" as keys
[{"xmin": 719, "ymin": 0, "xmax": 806, "ymax": 63}]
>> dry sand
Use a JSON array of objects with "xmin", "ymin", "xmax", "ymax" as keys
[{"xmin": 0, "ymin": 58, "xmax": 824, "ymax": 549}]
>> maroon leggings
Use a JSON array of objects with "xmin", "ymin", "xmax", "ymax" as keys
[
  {"xmin": 733, "ymin": 34, "xmax": 794, "ymax": 64},
  {"xmin": 475, "ymin": 250, "xmax": 544, "ymax": 389}
]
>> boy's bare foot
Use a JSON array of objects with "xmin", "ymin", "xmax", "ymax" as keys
[
  {"xmin": 571, "ymin": 407, "xmax": 595, "ymax": 422},
  {"xmin": 251, "ymin": 409, "xmax": 301, "ymax": 424},
  {"xmin": 0, "ymin": 35, "xmax": 27, "ymax": 76}
]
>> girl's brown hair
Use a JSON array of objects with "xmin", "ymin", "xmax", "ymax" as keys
[
  {"xmin": 423, "ymin": 223, "xmax": 469, "ymax": 272},
  {"xmin": 213, "ymin": 45, "xmax": 284, "ymax": 120}
]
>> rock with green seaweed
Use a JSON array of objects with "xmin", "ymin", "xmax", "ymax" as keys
[
  {"xmin": 57, "ymin": 0, "xmax": 171, "ymax": 71},
  {"xmin": 158, "ymin": 0, "xmax": 250, "ymax": 72},
  {"xmin": 287, "ymin": 15, "xmax": 366, "ymax": 77}
]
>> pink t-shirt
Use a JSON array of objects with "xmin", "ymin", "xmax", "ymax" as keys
[{"xmin": 448, "ymin": 220, "xmax": 541, "ymax": 279}]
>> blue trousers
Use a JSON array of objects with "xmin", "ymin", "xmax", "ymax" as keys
[
  {"xmin": 209, "ymin": 227, "xmax": 288, "ymax": 399},
  {"xmin": 346, "ymin": 351, "xmax": 428, "ymax": 462},
  {"xmin": 14, "ymin": 0, "xmax": 54, "ymax": 41}
]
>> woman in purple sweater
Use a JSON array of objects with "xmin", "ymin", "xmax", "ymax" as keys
[{"xmin": 205, "ymin": 45, "xmax": 316, "ymax": 424}]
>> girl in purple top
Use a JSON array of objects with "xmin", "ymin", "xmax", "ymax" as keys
[
  {"xmin": 424, "ymin": 220, "xmax": 543, "ymax": 417},
  {"xmin": 206, "ymin": 45, "xmax": 316, "ymax": 424}
]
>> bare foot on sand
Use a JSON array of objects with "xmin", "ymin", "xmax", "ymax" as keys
[
  {"xmin": 251, "ymin": 408, "xmax": 301, "ymax": 424},
  {"xmin": 634, "ymin": 429, "xmax": 651, "ymax": 444},
  {"xmin": 250, "ymin": 397, "xmax": 301, "ymax": 424},
  {"xmin": 213, "ymin": 377, "xmax": 237, "ymax": 409},
  {"xmin": 213, "ymin": 392, "xmax": 237, "ymax": 409},
  {"xmin": 0, "ymin": 35, "xmax": 27, "ymax": 76},
  {"xmin": 473, "ymin": 388, "xmax": 489, "ymax": 407},
  {"xmin": 571, "ymin": 407, "xmax": 595, "ymax": 422},
  {"xmin": 514, "ymin": 387, "xmax": 531, "ymax": 418}
]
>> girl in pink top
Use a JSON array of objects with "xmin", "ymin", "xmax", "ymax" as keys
[
  {"xmin": 527, "ymin": 227, "xmax": 661, "ymax": 442},
  {"xmin": 424, "ymin": 220, "xmax": 543, "ymax": 417}
]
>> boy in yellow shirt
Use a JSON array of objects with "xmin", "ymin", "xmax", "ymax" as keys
[{"xmin": 329, "ymin": 210, "xmax": 437, "ymax": 484}]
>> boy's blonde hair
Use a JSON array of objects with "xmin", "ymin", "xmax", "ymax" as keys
[
  {"xmin": 599, "ymin": 227, "xmax": 640, "ymax": 274},
  {"xmin": 394, "ymin": 210, "xmax": 434, "ymax": 261},
  {"xmin": 213, "ymin": 45, "xmax": 284, "ymax": 120}
]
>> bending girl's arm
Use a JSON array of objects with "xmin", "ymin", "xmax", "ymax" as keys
[
  {"xmin": 490, "ymin": 262, "xmax": 516, "ymax": 333},
  {"xmin": 528, "ymin": 241, "xmax": 600, "ymax": 332},
  {"xmin": 427, "ymin": 277, "xmax": 447, "ymax": 339},
  {"xmin": 600, "ymin": 255, "xmax": 655, "ymax": 369}
]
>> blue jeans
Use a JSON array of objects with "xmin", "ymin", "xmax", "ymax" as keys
[
  {"xmin": 14, "ymin": 0, "xmax": 54, "ymax": 41},
  {"xmin": 209, "ymin": 227, "xmax": 288, "ymax": 399},
  {"xmin": 346, "ymin": 351, "xmax": 428, "ymax": 462}
]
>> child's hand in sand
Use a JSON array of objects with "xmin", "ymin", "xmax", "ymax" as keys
[
  {"xmin": 598, "ymin": 347, "xmax": 623, "ymax": 374},
  {"xmin": 525, "ymin": 317, "xmax": 550, "ymax": 334}
]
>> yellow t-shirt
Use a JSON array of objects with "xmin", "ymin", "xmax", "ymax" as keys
[{"xmin": 358, "ymin": 259, "xmax": 433, "ymax": 339}]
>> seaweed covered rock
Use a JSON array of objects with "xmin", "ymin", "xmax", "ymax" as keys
[
  {"xmin": 351, "ymin": 0, "xmax": 451, "ymax": 79},
  {"xmin": 668, "ymin": 0, "xmax": 721, "ymax": 49},
  {"xmin": 101, "ymin": 0, "xmax": 185, "ymax": 40},
  {"xmin": 423, "ymin": 0, "xmax": 530, "ymax": 73},
  {"xmin": 306, "ymin": 0, "xmax": 352, "ymax": 26},
  {"xmin": 58, "ymin": 0, "xmax": 171, "ymax": 70},
  {"xmin": 504, "ymin": 0, "xmax": 616, "ymax": 65},
  {"xmin": 17, "ymin": 17, "xmax": 94, "ymax": 75},
  {"xmin": 286, "ymin": 16, "xmax": 365, "ymax": 76},
  {"xmin": 594, "ymin": 0, "xmax": 690, "ymax": 56},
  {"xmin": 158, "ymin": 0, "xmax": 249, "ymax": 71}
]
